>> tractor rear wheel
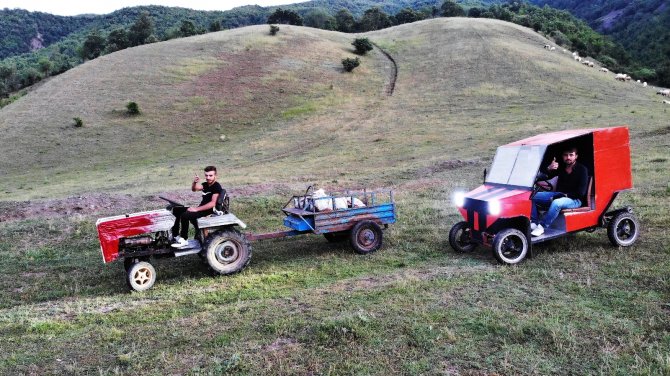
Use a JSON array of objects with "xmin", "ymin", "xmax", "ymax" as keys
[
  {"xmin": 492, "ymin": 228, "xmax": 528, "ymax": 265},
  {"xmin": 204, "ymin": 229, "xmax": 252, "ymax": 275},
  {"xmin": 607, "ymin": 211, "xmax": 639, "ymax": 247}
]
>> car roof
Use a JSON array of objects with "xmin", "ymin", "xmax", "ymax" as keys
[{"xmin": 504, "ymin": 128, "xmax": 597, "ymax": 146}]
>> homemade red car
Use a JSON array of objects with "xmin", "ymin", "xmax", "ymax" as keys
[{"xmin": 449, "ymin": 126, "xmax": 640, "ymax": 264}]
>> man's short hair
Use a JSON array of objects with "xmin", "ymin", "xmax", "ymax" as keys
[
  {"xmin": 204, "ymin": 165, "xmax": 217, "ymax": 173},
  {"xmin": 562, "ymin": 145, "xmax": 578, "ymax": 154}
]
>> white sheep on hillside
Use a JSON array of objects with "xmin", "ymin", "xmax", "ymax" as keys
[
  {"xmin": 637, "ymin": 79, "xmax": 641, "ymax": 83},
  {"xmin": 615, "ymin": 73, "xmax": 630, "ymax": 81},
  {"xmin": 657, "ymin": 89, "xmax": 670, "ymax": 96},
  {"xmin": 544, "ymin": 44, "xmax": 551, "ymax": 49},
  {"xmin": 600, "ymin": 67, "xmax": 609, "ymax": 73},
  {"xmin": 550, "ymin": 46, "xmax": 556, "ymax": 51},
  {"xmin": 643, "ymin": 82, "xmax": 648, "ymax": 87},
  {"xmin": 663, "ymin": 100, "xmax": 670, "ymax": 104}
]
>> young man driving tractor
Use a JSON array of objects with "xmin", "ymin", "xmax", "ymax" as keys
[
  {"xmin": 171, "ymin": 165, "xmax": 224, "ymax": 248},
  {"xmin": 531, "ymin": 146, "xmax": 588, "ymax": 236}
]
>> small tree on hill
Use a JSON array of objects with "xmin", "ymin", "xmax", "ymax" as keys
[
  {"xmin": 80, "ymin": 29, "xmax": 106, "ymax": 60},
  {"xmin": 209, "ymin": 21, "xmax": 222, "ymax": 32},
  {"xmin": 441, "ymin": 1, "xmax": 465, "ymax": 17},
  {"xmin": 106, "ymin": 28, "xmax": 129, "ymax": 53},
  {"xmin": 129, "ymin": 12, "xmax": 155, "ymax": 46},
  {"xmin": 335, "ymin": 9, "xmax": 355, "ymax": 32},
  {"xmin": 267, "ymin": 8, "xmax": 303, "ymax": 26},
  {"xmin": 126, "ymin": 101, "xmax": 141, "ymax": 115},
  {"xmin": 352, "ymin": 38, "xmax": 373, "ymax": 55},
  {"xmin": 358, "ymin": 7, "xmax": 391, "ymax": 32},
  {"xmin": 342, "ymin": 57, "xmax": 360, "ymax": 72},
  {"xmin": 269, "ymin": 25, "xmax": 280, "ymax": 35},
  {"xmin": 179, "ymin": 20, "xmax": 197, "ymax": 37}
]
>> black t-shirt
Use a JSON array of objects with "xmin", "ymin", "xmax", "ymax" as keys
[
  {"xmin": 548, "ymin": 162, "xmax": 588, "ymax": 201},
  {"xmin": 199, "ymin": 181, "xmax": 224, "ymax": 207}
]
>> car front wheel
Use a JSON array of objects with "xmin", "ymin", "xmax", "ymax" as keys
[{"xmin": 492, "ymin": 228, "xmax": 528, "ymax": 265}]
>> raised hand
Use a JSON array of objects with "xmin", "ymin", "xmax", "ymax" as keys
[{"xmin": 548, "ymin": 157, "xmax": 559, "ymax": 171}]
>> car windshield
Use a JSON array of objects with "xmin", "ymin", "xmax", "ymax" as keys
[{"xmin": 486, "ymin": 145, "xmax": 547, "ymax": 187}]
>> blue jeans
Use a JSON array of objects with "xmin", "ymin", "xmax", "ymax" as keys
[{"xmin": 532, "ymin": 192, "xmax": 582, "ymax": 228}]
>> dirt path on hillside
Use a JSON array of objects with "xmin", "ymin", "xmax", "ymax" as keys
[{"xmin": 372, "ymin": 42, "xmax": 397, "ymax": 96}]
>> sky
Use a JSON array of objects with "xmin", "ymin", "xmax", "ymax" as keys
[{"xmin": 1, "ymin": 0, "xmax": 296, "ymax": 16}]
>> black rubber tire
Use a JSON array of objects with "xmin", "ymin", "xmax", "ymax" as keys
[
  {"xmin": 349, "ymin": 221, "xmax": 383, "ymax": 254},
  {"xmin": 324, "ymin": 231, "xmax": 349, "ymax": 243},
  {"xmin": 449, "ymin": 221, "xmax": 476, "ymax": 252},
  {"xmin": 607, "ymin": 211, "xmax": 639, "ymax": 247},
  {"xmin": 204, "ymin": 229, "xmax": 252, "ymax": 275},
  {"xmin": 492, "ymin": 228, "xmax": 529, "ymax": 265},
  {"xmin": 126, "ymin": 261, "xmax": 156, "ymax": 292}
]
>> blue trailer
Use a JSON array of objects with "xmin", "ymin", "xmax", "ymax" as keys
[{"xmin": 248, "ymin": 187, "xmax": 397, "ymax": 254}]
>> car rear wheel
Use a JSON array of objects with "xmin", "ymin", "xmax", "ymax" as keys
[
  {"xmin": 493, "ymin": 228, "xmax": 528, "ymax": 265},
  {"xmin": 126, "ymin": 261, "xmax": 156, "ymax": 292},
  {"xmin": 449, "ymin": 221, "xmax": 476, "ymax": 252},
  {"xmin": 607, "ymin": 211, "xmax": 639, "ymax": 247},
  {"xmin": 204, "ymin": 229, "xmax": 252, "ymax": 275}
]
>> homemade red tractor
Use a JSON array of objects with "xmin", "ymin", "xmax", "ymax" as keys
[
  {"xmin": 97, "ymin": 187, "xmax": 396, "ymax": 291},
  {"xmin": 449, "ymin": 126, "xmax": 640, "ymax": 264}
]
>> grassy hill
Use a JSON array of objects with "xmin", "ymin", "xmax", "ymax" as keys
[{"xmin": 0, "ymin": 18, "xmax": 668, "ymax": 374}]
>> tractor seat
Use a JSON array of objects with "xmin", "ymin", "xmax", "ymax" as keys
[{"xmin": 562, "ymin": 177, "xmax": 593, "ymax": 213}]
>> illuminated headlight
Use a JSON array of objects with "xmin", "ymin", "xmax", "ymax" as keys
[
  {"xmin": 488, "ymin": 199, "xmax": 501, "ymax": 216},
  {"xmin": 454, "ymin": 192, "xmax": 466, "ymax": 208}
]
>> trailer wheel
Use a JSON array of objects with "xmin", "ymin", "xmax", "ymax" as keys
[
  {"xmin": 350, "ymin": 221, "xmax": 383, "ymax": 254},
  {"xmin": 126, "ymin": 261, "xmax": 156, "ymax": 292},
  {"xmin": 204, "ymin": 229, "xmax": 252, "ymax": 275},
  {"xmin": 607, "ymin": 211, "xmax": 639, "ymax": 247},
  {"xmin": 493, "ymin": 228, "xmax": 528, "ymax": 265},
  {"xmin": 324, "ymin": 231, "xmax": 349, "ymax": 243},
  {"xmin": 449, "ymin": 221, "xmax": 476, "ymax": 252}
]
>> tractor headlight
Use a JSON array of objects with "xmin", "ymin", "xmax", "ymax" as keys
[
  {"xmin": 454, "ymin": 191, "xmax": 466, "ymax": 208},
  {"xmin": 488, "ymin": 199, "xmax": 501, "ymax": 216}
]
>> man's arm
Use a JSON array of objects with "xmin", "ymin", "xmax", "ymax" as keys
[
  {"xmin": 192, "ymin": 174, "xmax": 203, "ymax": 192},
  {"xmin": 187, "ymin": 193, "xmax": 219, "ymax": 212}
]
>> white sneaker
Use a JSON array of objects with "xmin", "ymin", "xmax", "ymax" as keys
[
  {"xmin": 531, "ymin": 224, "xmax": 544, "ymax": 237},
  {"xmin": 530, "ymin": 223, "xmax": 538, "ymax": 230},
  {"xmin": 171, "ymin": 236, "xmax": 188, "ymax": 248}
]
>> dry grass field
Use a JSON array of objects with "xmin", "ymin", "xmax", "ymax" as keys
[{"xmin": 0, "ymin": 18, "xmax": 668, "ymax": 374}]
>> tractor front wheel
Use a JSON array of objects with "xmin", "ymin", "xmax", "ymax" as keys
[
  {"xmin": 492, "ymin": 228, "xmax": 528, "ymax": 265},
  {"xmin": 126, "ymin": 261, "xmax": 156, "ymax": 292}
]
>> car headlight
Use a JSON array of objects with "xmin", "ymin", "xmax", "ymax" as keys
[
  {"xmin": 488, "ymin": 199, "xmax": 501, "ymax": 216},
  {"xmin": 454, "ymin": 192, "xmax": 466, "ymax": 208}
]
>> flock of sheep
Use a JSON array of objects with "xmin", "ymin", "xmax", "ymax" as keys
[{"xmin": 543, "ymin": 44, "xmax": 670, "ymax": 104}]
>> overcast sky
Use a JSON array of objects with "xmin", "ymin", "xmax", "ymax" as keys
[{"xmin": 1, "ymin": 0, "xmax": 297, "ymax": 16}]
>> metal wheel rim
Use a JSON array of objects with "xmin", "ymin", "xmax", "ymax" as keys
[
  {"xmin": 358, "ymin": 228, "xmax": 377, "ymax": 250},
  {"xmin": 500, "ymin": 235, "xmax": 524, "ymax": 260},
  {"xmin": 616, "ymin": 218, "xmax": 636, "ymax": 244},
  {"xmin": 457, "ymin": 227, "xmax": 471, "ymax": 247},
  {"xmin": 215, "ymin": 240, "xmax": 240, "ymax": 264},
  {"xmin": 132, "ymin": 267, "xmax": 153, "ymax": 286}
]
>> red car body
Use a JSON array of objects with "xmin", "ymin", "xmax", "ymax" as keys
[{"xmin": 450, "ymin": 126, "xmax": 638, "ymax": 264}]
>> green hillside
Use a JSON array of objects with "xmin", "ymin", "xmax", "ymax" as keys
[{"xmin": 0, "ymin": 19, "xmax": 668, "ymax": 374}]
